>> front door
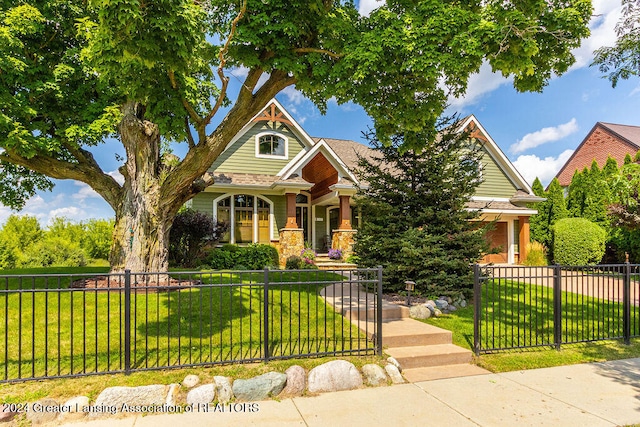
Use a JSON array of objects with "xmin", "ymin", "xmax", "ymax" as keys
[
  {"xmin": 482, "ymin": 222, "xmax": 509, "ymax": 264},
  {"xmin": 295, "ymin": 206, "xmax": 309, "ymax": 243}
]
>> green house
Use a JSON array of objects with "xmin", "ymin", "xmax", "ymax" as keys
[{"xmin": 190, "ymin": 99, "xmax": 542, "ymax": 265}]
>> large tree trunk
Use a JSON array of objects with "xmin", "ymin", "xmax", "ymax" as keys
[{"xmin": 108, "ymin": 102, "xmax": 180, "ymax": 273}]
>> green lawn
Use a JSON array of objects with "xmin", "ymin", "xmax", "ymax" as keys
[
  {"xmin": 424, "ymin": 278, "xmax": 640, "ymax": 372},
  {"xmin": 0, "ymin": 267, "xmax": 373, "ymax": 382}
]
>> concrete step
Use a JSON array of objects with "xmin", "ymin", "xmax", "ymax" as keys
[
  {"xmin": 355, "ymin": 318, "xmax": 452, "ymax": 347},
  {"xmin": 401, "ymin": 364, "xmax": 491, "ymax": 382},
  {"xmin": 344, "ymin": 304, "xmax": 410, "ymax": 321},
  {"xmin": 386, "ymin": 344, "xmax": 473, "ymax": 369},
  {"xmin": 317, "ymin": 262, "xmax": 358, "ymax": 270}
]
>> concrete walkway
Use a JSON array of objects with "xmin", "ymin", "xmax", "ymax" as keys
[{"xmin": 63, "ymin": 357, "xmax": 640, "ymax": 427}]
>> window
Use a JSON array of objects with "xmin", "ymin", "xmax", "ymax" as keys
[
  {"xmin": 256, "ymin": 133, "xmax": 287, "ymax": 158},
  {"xmin": 215, "ymin": 194, "xmax": 272, "ymax": 244}
]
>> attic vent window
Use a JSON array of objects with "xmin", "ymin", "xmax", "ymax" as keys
[{"xmin": 257, "ymin": 134, "xmax": 287, "ymax": 158}]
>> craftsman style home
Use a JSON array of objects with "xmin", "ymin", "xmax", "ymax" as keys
[{"xmin": 190, "ymin": 99, "xmax": 541, "ymax": 265}]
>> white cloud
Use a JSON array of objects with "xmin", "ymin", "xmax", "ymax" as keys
[
  {"xmin": 510, "ymin": 118, "xmax": 579, "ymax": 154},
  {"xmin": 358, "ymin": 0, "xmax": 384, "ymax": 16},
  {"xmin": 513, "ymin": 149, "xmax": 575, "ymax": 186},
  {"xmin": 107, "ymin": 170, "xmax": 125, "ymax": 185},
  {"xmin": 448, "ymin": 61, "xmax": 511, "ymax": 110},
  {"xmin": 571, "ymin": 0, "xmax": 622, "ymax": 69},
  {"xmin": 281, "ymin": 86, "xmax": 305, "ymax": 105}
]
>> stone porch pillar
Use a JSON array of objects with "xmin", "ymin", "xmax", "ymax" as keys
[
  {"xmin": 278, "ymin": 228, "xmax": 304, "ymax": 268},
  {"xmin": 339, "ymin": 195, "xmax": 352, "ymax": 230},
  {"xmin": 518, "ymin": 216, "xmax": 530, "ymax": 264}
]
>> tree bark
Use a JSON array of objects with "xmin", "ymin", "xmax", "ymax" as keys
[{"xmin": 108, "ymin": 102, "xmax": 180, "ymax": 273}]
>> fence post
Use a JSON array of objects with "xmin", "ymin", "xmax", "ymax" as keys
[
  {"xmin": 376, "ymin": 266, "xmax": 383, "ymax": 356},
  {"xmin": 124, "ymin": 269, "xmax": 131, "ymax": 375},
  {"xmin": 624, "ymin": 262, "xmax": 631, "ymax": 345},
  {"xmin": 553, "ymin": 265, "xmax": 562, "ymax": 350},
  {"xmin": 263, "ymin": 268, "xmax": 270, "ymax": 361},
  {"xmin": 473, "ymin": 264, "xmax": 481, "ymax": 356}
]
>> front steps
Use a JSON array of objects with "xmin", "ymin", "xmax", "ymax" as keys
[
  {"xmin": 315, "ymin": 254, "xmax": 357, "ymax": 270},
  {"xmin": 354, "ymin": 305, "xmax": 489, "ymax": 382}
]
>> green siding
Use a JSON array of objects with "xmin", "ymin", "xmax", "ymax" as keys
[
  {"xmin": 475, "ymin": 147, "xmax": 518, "ymax": 198},
  {"xmin": 210, "ymin": 122, "xmax": 306, "ymax": 175}
]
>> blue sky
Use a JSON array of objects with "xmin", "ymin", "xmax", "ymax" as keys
[{"xmin": 2, "ymin": 0, "xmax": 639, "ymax": 226}]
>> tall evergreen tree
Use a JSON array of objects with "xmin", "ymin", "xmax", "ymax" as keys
[
  {"xmin": 529, "ymin": 177, "xmax": 548, "ymax": 245},
  {"xmin": 532, "ymin": 178, "xmax": 567, "ymax": 251},
  {"xmin": 354, "ymin": 118, "xmax": 487, "ymax": 297}
]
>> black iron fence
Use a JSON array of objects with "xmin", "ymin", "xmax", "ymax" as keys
[
  {"xmin": 0, "ymin": 268, "xmax": 382, "ymax": 383},
  {"xmin": 473, "ymin": 264, "xmax": 640, "ymax": 354}
]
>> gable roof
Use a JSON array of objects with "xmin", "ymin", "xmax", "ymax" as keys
[{"xmin": 554, "ymin": 122, "xmax": 640, "ymax": 186}]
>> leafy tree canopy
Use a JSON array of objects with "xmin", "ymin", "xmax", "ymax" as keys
[
  {"xmin": 593, "ymin": 0, "xmax": 640, "ymax": 86},
  {"xmin": 0, "ymin": 0, "xmax": 593, "ymax": 271}
]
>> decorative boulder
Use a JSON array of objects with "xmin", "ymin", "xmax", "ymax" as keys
[
  {"xmin": 90, "ymin": 385, "xmax": 167, "ymax": 418},
  {"xmin": 232, "ymin": 372, "xmax": 287, "ymax": 402},
  {"xmin": 362, "ymin": 364, "xmax": 387, "ymax": 386},
  {"xmin": 307, "ymin": 360, "xmax": 363, "ymax": 393},
  {"xmin": 57, "ymin": 396, "xmax": 90, "ymax": 423},
  {"xmin": 214, "ymin": 376, "xmax": 234, "ymax": 404},
  {"xmin": 186, "ymin": 384, "xmax": 215, "ymax": 406},
  {"xmin": 182, "ymin": 374, "xmax": 200, "ymax": 388},
  {"xmin": 409, "ymin": 305, "xmax": 431, "ymax": 319},
  {"xmin": 281, "ymin": 365, "xmax": 306, "ymax": 396},
  {"xmin": 26, "ymin": 398, "xmax": 59, "ymax": 425},
  {"xmin": 385, "ymin": 364, "xmax": 405, "ymax": 384}
]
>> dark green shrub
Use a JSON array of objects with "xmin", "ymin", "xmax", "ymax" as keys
[
  {"xmin": 169, "ymin": 208, "xmax": 228, "ymax": 267},
  {"xmin": 552, "ymin": 218, "xmax": 606, "ymax": 265},
  {"xmin": 285, "ymin": 256, "xmax": 302, "ymax": 270},
  {"xmin": 242, "ymin": 244, "xmax": 279, "ymax": 269},
  {"xmin": 208, "ymin": 243, "xmax": 279, "ymax": 270},
  {"xmin": 22, "ymin": 237, "xmax": 87, "ymax": 267}
]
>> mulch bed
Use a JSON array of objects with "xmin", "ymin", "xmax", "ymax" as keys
[{"xmin": 70, "ymin": 276, "xmax": 202, "ymax": 292}]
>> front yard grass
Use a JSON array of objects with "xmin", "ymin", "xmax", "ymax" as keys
[
  {"xmin": 423, "ymin": 277, "xmax": 640, "ymax": 373},
  {"xmin": 0, "ymin": 267, "xmax": 372, "ymax": 383}
]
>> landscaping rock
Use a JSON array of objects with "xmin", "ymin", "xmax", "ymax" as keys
[
  {"xmin": 232, "ymin": 372, "xmax": 287, "ymax": 402},
  {"xmin": 57, "ymin": 396, "xmax": 89, "ymax": 423},
  {"xmin": 281, "ymin": 365, "xmax": 306, "ymax": 396},
  {"xmin": 409, "ymin": 304, "xmax": 431, "ymax": 319},
  {"xmin": 425, "ymin": 300, "xmax": 436, "ymax": 309},
  {"xmin": 26, "ymin": 398, "xmax": 59, "ymax": 425},
  {"xmin": 91, "ymin": 385, "xmax": 167, "ymax": 418},
  {"xmin": 166, "ymin": 383, "xmax": 180, "ymax": 406},
  {"xmin": 362, "ymin": 364, "xmax": 387, "ymax": 386},
  {"xmin": 433, "ymin": 308, "xmax": 443, "ymax": 317},
  {"xmin": 0, "ymin": 409, "xmax": 18, "ymax": 423},
  {"xmin": 448, "ymin": 305, "xmax": 457, "ymax": 312},
  {"xmin": 386, "ymin": 356, "xmax": 403, "ymax": 372},
  {"xmin": 385, "ymin": 364, "xmax": 405, "ymax": 384},
  {"xmin": 186, "ymin": 384, "xmax": 215, "ymax": 406},
  {"xmin": 182, "ymin": 374, "xmax": 200, "ymax": 388},
  {"xmin": 434, "ymin": 299, "xmax": 448, "ymax": 309},
  {"xmin": 214, "ymin": 376, "xmax": 234, "ymax": 404},
  {"xmin": 307, "ymin": 360, "xmax": 363, "ymax": 393},
  {"xmin": 460, "ymin": 300, "xmax": 467, "ymax": 308}
]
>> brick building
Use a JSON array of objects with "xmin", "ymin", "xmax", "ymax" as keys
[{"xmin": 554, "ymin": 122, "xmax": 640, "ymax": 186}]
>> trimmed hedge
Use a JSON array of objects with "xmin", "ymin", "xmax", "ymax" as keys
[
  {"xmin": 552, "ymin": 218, "xmax": 606, "ymax": 265},
  {"xmin": 207, "ymin": 244, "xmax": 279, "ymax": 270}
]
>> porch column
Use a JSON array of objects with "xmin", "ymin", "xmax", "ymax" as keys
[
  {"xmin": 285, "ymin": 192, "xmax": 298, "ymax": 228},
  {"xmin": 518, "ymin": 216, "xmax": 530, "ymax": 264},
  {"xmin": 339, "ymin": 195, "xmax": 351, "ymax": 230}
]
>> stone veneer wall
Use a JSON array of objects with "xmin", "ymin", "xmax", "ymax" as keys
[
  {"xmin": 278, "ymin": 229, "xmax": 304, "ymax": 267},
  {"xmin": 331, "ymin": 230, "xmax": 356, "ymax": 259}
]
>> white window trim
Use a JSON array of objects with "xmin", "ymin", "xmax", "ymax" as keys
[
  {"xmin": 213, "ymin": 193, "xmax": 275, "ymax": 243},
  {"xmin": 255, "ymin": 131, "xmax": 289, "ymax": 160}
]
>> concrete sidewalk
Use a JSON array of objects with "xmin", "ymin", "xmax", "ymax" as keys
[{"xmin": 63, "ymin": 357, "xmax": 640, "ymax": 427}]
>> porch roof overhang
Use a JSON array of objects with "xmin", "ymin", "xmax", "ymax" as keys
[
  {"xmin": 466, "ymin": 200, "xmax": 538, "ymax": 216},
  {"xmin": 204, "ymin": 172, "xmax": 313, "ymax": 193}
]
